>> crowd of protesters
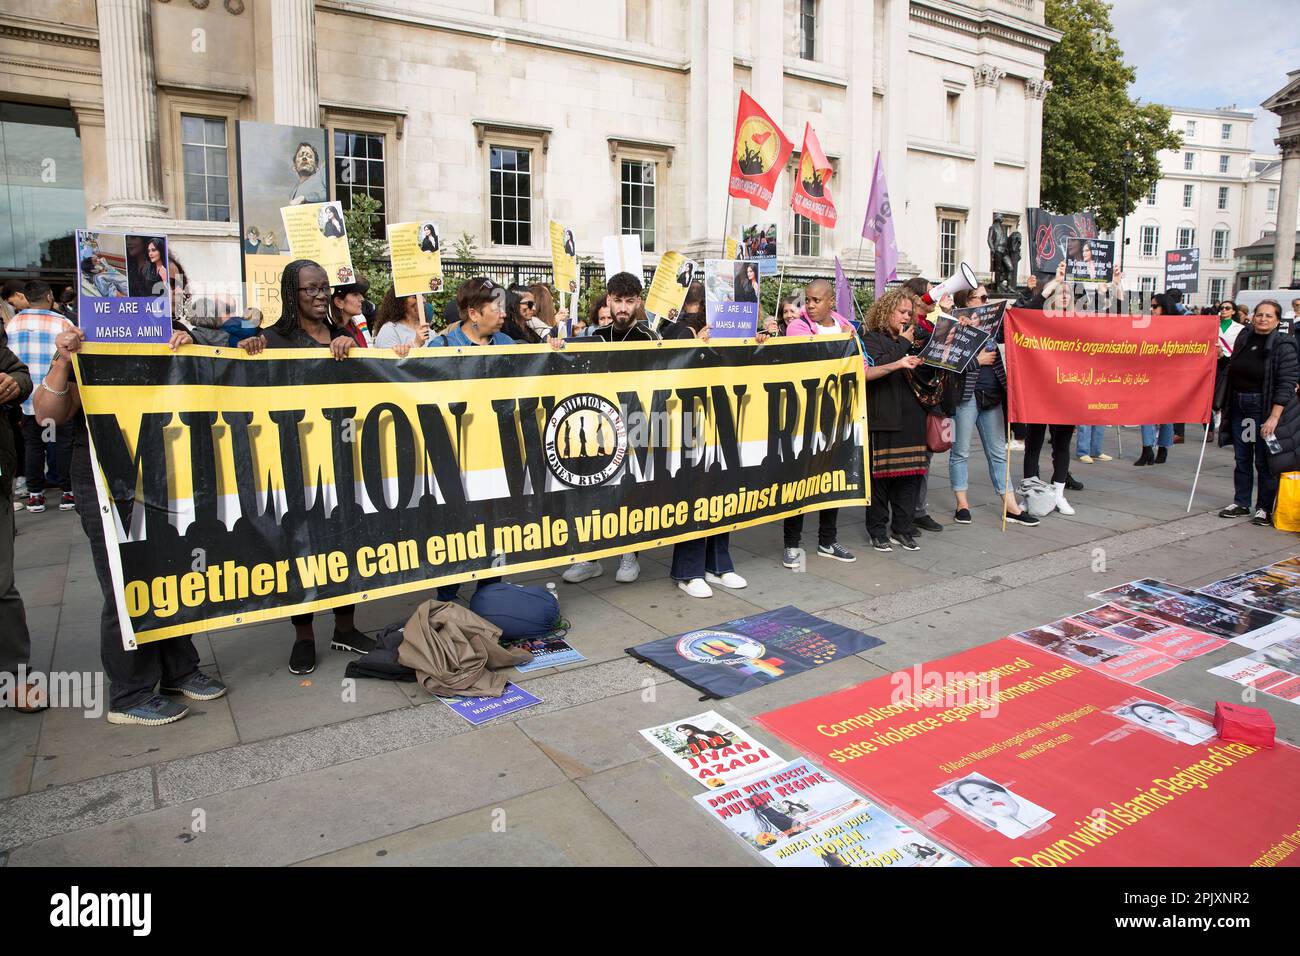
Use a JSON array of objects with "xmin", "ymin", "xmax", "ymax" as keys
[{"xmin": 1, "ymin": 259, "xmax": 1297, "ymax": 726}]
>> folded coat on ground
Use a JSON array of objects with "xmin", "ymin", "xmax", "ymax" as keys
[{"xmin": 397, "ymin": 599, "xmax": 532, "ymax": 698}]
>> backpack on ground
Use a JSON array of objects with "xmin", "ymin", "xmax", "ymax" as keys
[{"xmin": 468, "ymin": 582, "xmax": 563, "ymax": 639}]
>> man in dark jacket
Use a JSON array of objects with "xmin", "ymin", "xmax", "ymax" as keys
[{"xmin": 0, "ymin": 344, "xmax": 43, "ymax": 711}]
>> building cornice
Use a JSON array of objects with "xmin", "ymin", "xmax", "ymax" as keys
[
  {"xmin": 0, "ymin": 15, "xmax": 99, "ymax": 50},
  {"xmin": 322, "ymin": 100, "xmax": 408, "ymax": 138},
  {"xmin": 317, "ymin": 1, "xmax": 689, "ymax": 74},
  {"xmin": 910, "ymin": 0, "xmax": 1062, "ymax": 54},
  {"xmin": 0, "ymin": 54, "xmax": 100, "ymax": 79}
]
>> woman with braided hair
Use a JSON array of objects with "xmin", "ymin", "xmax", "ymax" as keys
[{"xmin": 241, "ymin": 260, "xmax": 374, "ymax": 674}]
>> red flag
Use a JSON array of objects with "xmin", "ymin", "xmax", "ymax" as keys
[
  {"xmin": 790, "ymin": 123, "xmax": 837, "ymax": 229},
  {"xmin": 728, "ymin": 91, "xmax": 794, "ymax": 211}
]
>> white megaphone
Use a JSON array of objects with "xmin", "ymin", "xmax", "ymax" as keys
[{"xmin": 923, "ymin": 261, "xmax": 978, "ymax": 305}]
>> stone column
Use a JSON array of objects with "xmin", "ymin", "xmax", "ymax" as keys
[
  {"xmin": 972, "ymin": 63, "xmax": 1006, "ymax": 278},
  {"xmin": 882, "ymin": 0, "xmax": 909, "ymax": 260},
  {"xmin": 750, "ymin": 0, "xmax": 783, "ymax": 242},
  {"xmin": 843, "ymin": 0, "xmax": 875, "ymax": 269},
  {"xmin": 1024, "ymin": 77, "xmax": 1050, "ymax": 214},
  {"xmin": 272, "ymin": 0, "xmax": 319, "ymax": 128},
  {"xmin": 687, "ymin": 0, "xmax": 735, "ymax": 253},
  {"xmin": 97, "ymin": 0, "xmax": 166, "ymax": 219},
  {"xmin": 1272, "ymin": 135, "xmax": 1300, "ymax": 287}
]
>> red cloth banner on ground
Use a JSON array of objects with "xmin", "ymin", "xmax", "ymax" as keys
[
  {"xmin": 728, "ymin": 91, "xmax": 794, "ymax": 211},
  {"xmin": 756, "ymin": 639, "xmax": 1300, "ymax": 867},
  {"xmin": 1004, "ymin": 309, "xmax": 1216, "ymax": 426}
]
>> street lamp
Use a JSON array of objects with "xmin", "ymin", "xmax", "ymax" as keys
[{"xmin": 1120, "ymin": 144, "xmax": 1134, "ymax": 273}]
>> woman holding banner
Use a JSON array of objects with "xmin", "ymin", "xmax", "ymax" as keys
[
  {"xmin": 35, "ymin": 325, "xmax": 230, "ymax": 724},
  {"xmin": 372, "ymin": 288, "xmax": 430, "ymax": 355},
  {"xmin": 948, "ymin": 286, "xmax": 1039, "ymax": 527},
  {"xmin": 1215, "ymin": 299, "xmax": 1300, "ymax": 526},
  {"xmin": 862, "ymin": 289, "xmax": 928, "ymax": 553},
  {"xmin": 255, "ymin": 260, "xmax": 373, "ymax": 674}
]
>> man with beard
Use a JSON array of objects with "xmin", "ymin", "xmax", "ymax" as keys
[
  {"xmin": 289, "ymin": 141, "xmax": 327, "ymax": 205},
  {"xmin": 563, "ymin": 272, "xmax": 658, "ymax": 586}
]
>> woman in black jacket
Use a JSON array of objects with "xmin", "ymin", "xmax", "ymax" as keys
[
  {"xmin": 1216, "ymin": 299, "xmax": 1300, "ymax": 525},
  {"xmin": 862, "ymin": 288, "xmax": 927, "ymax": 553}
]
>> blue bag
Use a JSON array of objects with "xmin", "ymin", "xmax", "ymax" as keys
[{"xmin": 469, "ymin": 582, "xmax": 563, "ymax": 640}]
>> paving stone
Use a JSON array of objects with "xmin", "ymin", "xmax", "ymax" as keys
[
  {"xmin": 841, "ymin": 574, "xmax": 1006, "ymax": 624},
  {"xmin": 8, "ymin": 724, "xmax": 565, "ymax": 866},
  {"xmin": 0, "ymin": 768, "xmax": 156, "ymax": 851},
  {"xmin": 295, "ymin": 781, "xmax": 650, "ymax": 866}
]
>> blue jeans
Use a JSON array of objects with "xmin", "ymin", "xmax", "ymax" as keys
[
  {"xmin": 1140, "ymin": 424, "xmax": 1174, "ymax": 448},
  {"xmin": 1075, "ymin": 425, "xmax": 1106, "ymax": 457},
  {"xmin": 949, "ymin": 396, "xmax": 1008, "ymax": 495},
  {"xmin": 671, "ymin": 534, "xmax": 734, "ymax": 581},
  {"xmin": 1230, "ymin": 392, "xmax": 1278, "ymax": 512}
]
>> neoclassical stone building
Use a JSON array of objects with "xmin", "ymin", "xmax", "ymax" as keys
[{"xmin": 0, "ymin": 0, "xmax": 1059, "ymax": 297}]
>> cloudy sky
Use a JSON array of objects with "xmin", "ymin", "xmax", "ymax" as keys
[{"xmin": 1108, "ymin": 0, "xmax": 1299, "ymax": 154}]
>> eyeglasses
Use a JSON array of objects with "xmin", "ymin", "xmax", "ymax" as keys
[
  {"xmin": 519, "ymin": 299, "xmax": 535, "ymax": 309},
  {"xmin": 301, "ymin": 285, "xmax": 331, "ymax": 299}
]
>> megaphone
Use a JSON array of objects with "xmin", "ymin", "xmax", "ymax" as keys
[{"xmin": 923, "ymin": 262, "xmax": 978, "ymax": 305}]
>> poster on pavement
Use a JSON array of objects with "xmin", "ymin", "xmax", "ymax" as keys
[{"xmin": 639, "ymin": 710, "xmax": 784, "ymax": 789}]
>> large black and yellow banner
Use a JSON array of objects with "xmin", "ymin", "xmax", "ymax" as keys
[{"xmin": 74, "ymin": 338, "xmax": 868, "ymax": 645}]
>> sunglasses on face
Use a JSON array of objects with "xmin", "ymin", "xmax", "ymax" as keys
[{"xmin": 520, "ymin": 300, "xmax": 535, "ymax": 309}]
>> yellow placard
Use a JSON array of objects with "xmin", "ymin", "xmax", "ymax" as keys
[
  {"xmin": 280, "ymin": 201, "xmax": 356, "ymax": 286},
  {"xmin": 550, "ymin": 221, "xmax": 579, "ymax": 294},
  {"xmin": 245, "ymin": 253, "xmax": 290, "ymax": 327},
  {"xmin": 388, "ymin": 221, "xmax": 445, "ymax": 297},
  {"xmin": 646, "ymin": 251, "xmax": 690, "ymax": 321},
  {"xmin": 725, "ymin": 237, "xmax": 739, "ymax": 261}
]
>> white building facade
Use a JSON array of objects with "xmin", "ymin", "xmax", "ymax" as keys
[
  {"xmin": 0, "ymin": 0, "xmax": 1060, "ymax": 293},
  {"xmin": 1116, "ymin": 105, "xmax": 1300, "ymax": 304}
]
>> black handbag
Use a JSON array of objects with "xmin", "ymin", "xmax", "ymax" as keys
[{"xmin": 975, "ymin": 387, "xmax": 1002, "ymax": 412}]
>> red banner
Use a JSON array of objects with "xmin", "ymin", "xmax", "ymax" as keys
[
  {"xmin": 756, "ymin": 640, "xmax": 1300, "ymax": 867},
  {"xmin": 1005, "ymin": 309, "xmax": 1216, "ymax": 425},
  {"xmin": 728, "ymin": 91, "xmax": 794, "ymax": 211},
  {"xmin": 790, "ymin": 123, "xmax": 837, "ymax": 229}
]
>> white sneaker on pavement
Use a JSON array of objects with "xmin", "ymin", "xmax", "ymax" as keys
[
  {"xmin": 1052, "ymin": 481, "xmax": 1075, "ymax": 516},
  {"xmin": 562, "ymin": 561, "xmax": 603, "ymax": 584},
  {"xmin": 705, "ymin": 571, "xmax": 748, "ymax": 590},
  {"xmin": 616, "ymin": 553, "xmax": 640, "ymax": 583},
  {"xmin": 678, "ymin": 578, "xmax": 713, "ymax": 599}
]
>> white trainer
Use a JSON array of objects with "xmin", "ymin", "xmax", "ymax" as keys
[
  {"xmin": 616, "ymin": 553, "xmax": 641, "ymax": 583},
  {"xmin": 1052, "ymin": 481, "xmax": 1075, "ymax": 516},
  {"xmin": 705, "ymin": 571, "xmax": 748, "ymax": 590},
  {"xmin": 678, "ymin": 578, "xmax": 713, "ymax": 599},
  {"xmin": 562, "ymin": 561, "xmax": 603, "ymax": 584}
]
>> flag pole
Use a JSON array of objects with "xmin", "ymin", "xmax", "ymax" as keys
[
  {"xmin": 1003, "ymin": 415, "xmax": 1011, "ymax": 533},
  {"xmin": 1186, "ymin": 420, "xmax": 1211, "ymax": 513},
  {"xmin": 721, "ymin": 196, "xmax": 732, "ymax": 260}
]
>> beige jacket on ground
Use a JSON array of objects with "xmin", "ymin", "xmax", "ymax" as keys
[{"xmin": 397, "ymin": 600, "xmax": 532, "ymax": 698}]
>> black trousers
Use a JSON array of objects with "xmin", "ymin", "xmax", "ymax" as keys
[
  {"xmin": 784, "ymin": 509, "xmax": 838, "ymax": 549},
  {"xmin": 23, "ymin": 414, "xmax": 72, "ymax": 493},
  {"xmin": 73, "ymin": 468, "xmax": 200, "ymax": 711},
  {"xmin": 0, "ymin": 473, "xmax": 31, "ymax": 676},
  {"xmin": 1024, "ymin": 424, "xmax": 1074, "ymax": 484},
  {"xmin": 866, "ymin": 476, "xmax": 920, "ymax": 540}
]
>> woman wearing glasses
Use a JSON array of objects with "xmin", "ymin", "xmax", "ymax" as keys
[
  {"xmin": 245, "ymin": 260, "xmax": 371, "ymax": 675},
  {"xmin": 948, "ymin": 285, "xmax": 1038, "ymax": 527}
]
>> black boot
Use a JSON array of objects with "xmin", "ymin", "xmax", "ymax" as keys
[
  {"xmin": 1134, "ymin": 446, "xmax": 1155, "ymax": 466},
  {"xmin": 1155, "ymin": 446, "xmax": 1168, "ymax": 464},
  {"xmin": 1064, "ymin": 472, "xmax": 1084, "ymax": 491}
]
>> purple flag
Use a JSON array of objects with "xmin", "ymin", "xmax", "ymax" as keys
[
  {"xmin": 862, "ymin": 152, "xmax": 899, "ymax": 298},
  {"xmin": 834, "ymin": 256, "xmax": 856, "ymax": 325}
]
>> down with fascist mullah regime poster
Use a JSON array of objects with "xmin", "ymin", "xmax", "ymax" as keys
[{"xmin": 72, "ymin": 337, "xmax": 867, "ymax": 646}]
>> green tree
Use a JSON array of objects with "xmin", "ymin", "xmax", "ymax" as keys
[
  {"xmin": 1041, "ymin": 0, "xmax": 1181, "ymax": 231},
  {"xmin": 341, "ymin": 193, "xmax": 391, "ymax": 303}
]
